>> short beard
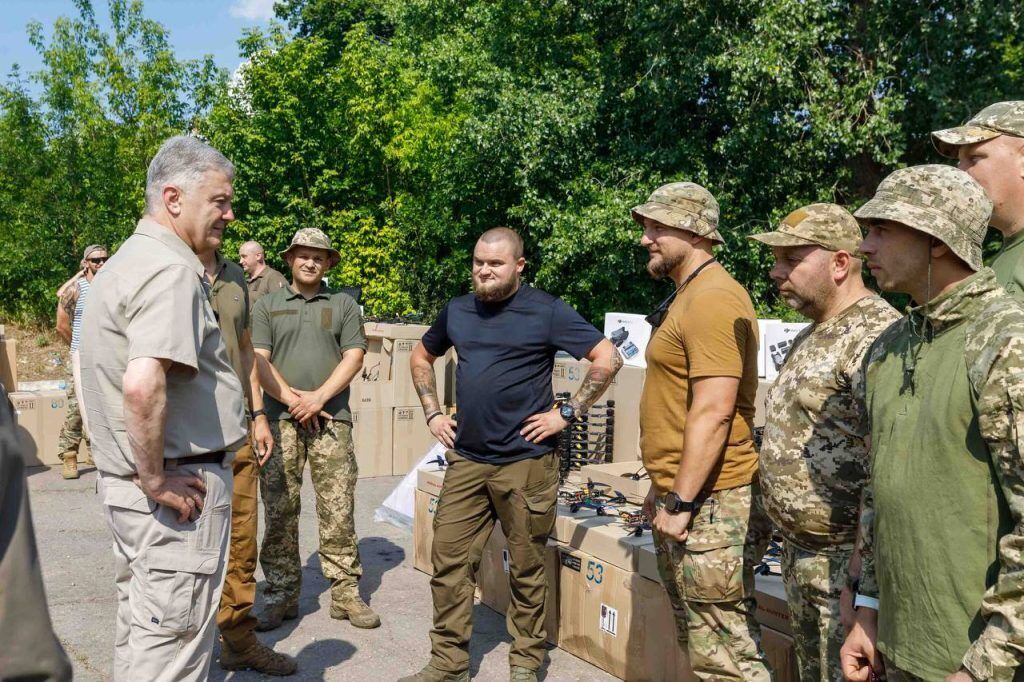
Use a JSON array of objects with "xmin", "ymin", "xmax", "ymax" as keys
[
  {"xmin": 647, "ymin": 252, "xmax": 684, "ymax": 280},
  {"xmin": 473, "ymin": 276, "xmax": 519, "ymax": 303}
]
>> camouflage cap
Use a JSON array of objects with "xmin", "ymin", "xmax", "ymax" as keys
[
  {"xmin": 280, "ymin": 227, "xmax": 341, "ymax": 267},
  {"xmin": 631, "ymin": 182, "xmax": 724, "ymax": 244},
  {"xmin": 853, "ymin": 164, "xmax": 992, "ymax": 271},
  {"xmin": 747, "ymin": 203, "xmax": 860, "ymax": 253},
  {"xmin": 931, "ymin": 101, "xmax": 1024, "ymax": 158}
]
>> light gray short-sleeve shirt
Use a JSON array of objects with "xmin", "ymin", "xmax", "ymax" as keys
[{"xmin": 79, "ymin": 217, "xmax": 247, "ymax": 476}]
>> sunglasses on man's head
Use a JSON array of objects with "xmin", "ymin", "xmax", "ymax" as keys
[{"xmin": 87, "ymin": 257, "xmax": 108, "ymax": 264}]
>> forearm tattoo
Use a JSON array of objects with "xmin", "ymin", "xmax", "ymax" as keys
[
  {"xmin": 412, "ymin": 365, "xmax": 442, "ymax": 417},
  {"xmin": 60, "ymin": 289, "xmax": 77, "ymax": 318},
  {"xmin": 569, "ymin": 352, "xmax": 623, "ymax": 414}
]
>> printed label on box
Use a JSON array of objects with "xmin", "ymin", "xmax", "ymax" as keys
[
  {"xmin": 395, "ymin": 339, "xmax": 416, "ymax": 352},
  {"xmin": 502, "ymin": 549, "xmax": 510, "ymax": 574},
  {"xmin": 396, "ymin": 408, "xmax": 416, "ymax": 421},
  {"xmin": 561, "ymin": 551, "xmax": 582, "ymax": 572},
  {"xmin": 599, "ymin": 604, "xmax": 618, "ymax": 637}
]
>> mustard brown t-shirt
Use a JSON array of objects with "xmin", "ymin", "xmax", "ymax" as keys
[{"xmin": 639, "ymin": 264, "xmax": 759, "ymax": 494}]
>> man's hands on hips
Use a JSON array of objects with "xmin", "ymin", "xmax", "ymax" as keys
[
  {"xmin": 136, "ymin": 472, "xmax": 208, "ymax": 524},
  {"xmin": 841, "ymin": 606, "xmax": 884, "ymax": 681},
  {"xmin": 653, "ymin": 507, "xmax": 691, "ymax": 542},
  {"xmin": 429, "ymin": 414, "xmax": 457, "ymax": 449},
  {"xmin": 521, "ymin": 407, "xmax": 569, "ymax": 443},
  {"xmin": 252, "ymin": 415, "xmax": 274, "ymax": 465}
]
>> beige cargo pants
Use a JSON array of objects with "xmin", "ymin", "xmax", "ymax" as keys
[
  {"xmin": 429, "ymin": 449, "xmax": 559, "ymax": 673},
  {"xmin": 100, "ymin": 459, "xmax": 233, "ymax": 681}
]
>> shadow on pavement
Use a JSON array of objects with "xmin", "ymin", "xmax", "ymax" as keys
[
  {"xmin": 357, "ymin": 536, "xmax": 405, "ymax": 602},
  {"xmin": 210, "ymin": 638, "xmax": 357, "ymax": 681}
]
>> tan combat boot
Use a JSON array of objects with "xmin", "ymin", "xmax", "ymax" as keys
[
  {"xmin": 330, "ymin": 593, "xmax": 381, "ymax": 629},
  {"xmin": 510, "ymin": 666, "xmax": 538, "ymax": 682},
  {"xmin": 80, "ymin": 445, "xmax": 95, "ymax": 466},
  {"xmin": 397, "ymin": 664, "xmax": 470, "ymax": 682},
  {"xmin": 60, "ymin": 451, "xmax": 79, "ymax": 479},
  {"xmin": 220, "ymin": 639, "xmax": 298, "ymax": 676},
  {"xmin": 255, "ymin": 602, "xmax": 298, "ymax": 632}
]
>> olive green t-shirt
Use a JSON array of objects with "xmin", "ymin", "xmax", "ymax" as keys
[
  {"xmin": 247, "ymin": 266, "xmax": 288, "ymax": 303},
  {"xmin": 251, "ymin": 283, "xmax": 366, "ymax": 421},
  {"xmin": 208, "ymin": 253, "xmax": 250, "ymax": 399}
]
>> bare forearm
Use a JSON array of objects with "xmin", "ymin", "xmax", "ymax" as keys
[
  {"xmin": 255, "ymin": 353, "xmax": 293, "ymax": 405},
  {"xmin": 570, "ymin": 344, "xmax": 622, "ymax": 414},
  {"xmin": 315, "ymin": 350, "xmax": 364, "ymax": 403},
  {"xmin": 412, "ymin": 364, "xmax": 442, "ymax": 417},
  {"xmin": 123, "ymin": 360, "xmax": 169, "ymax": 486},
  {"xmin": 671, "ymin": 407, "xmax": 733, "ymax": 499}
]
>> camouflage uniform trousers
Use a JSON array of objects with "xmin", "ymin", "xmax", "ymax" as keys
[
  {"xmin": 653, "ymin": 481, "xmax": 773, "ymax": 681},
  {"xmin": 259, "ymin": 418, "xmax": 362, "ymax": 608},
  {"xmin": 56, "ymin": 367, "xmax": 84, "ymax": 457},
  {"xmin": 781, "ymin": 541, "xmax": 851, "ymax": 682}
]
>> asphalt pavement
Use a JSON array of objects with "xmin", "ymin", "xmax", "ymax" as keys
[{"xmin": 26, "ymin": 465, "xmax": 614, "ymax": 681}]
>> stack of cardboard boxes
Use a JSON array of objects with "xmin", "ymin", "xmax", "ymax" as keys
[
  {"xmin": 0, "ymin": 325, "xmax": 16, "ymax": 392},
  {"xmin": 350, "ymin": 322, "xmax": 454, "ymax": 478},
  {"xmin": 1, "ymin": 330, "xmax": 70, "ymax": 468}
]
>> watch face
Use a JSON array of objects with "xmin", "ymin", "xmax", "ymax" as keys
[{"xmin": 559, "ymin": 404, "xmax": 575, "ymax": 421}]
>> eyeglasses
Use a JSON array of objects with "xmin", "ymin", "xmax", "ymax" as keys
[{"xmin": 87, "ymin": 257, "xmax": 108, "ymax": 264}]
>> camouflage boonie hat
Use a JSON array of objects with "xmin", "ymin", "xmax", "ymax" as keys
[
  {"xmin": 280, "ymin": 228, "xmax": 341, "ymax": 267},
  {"xmin": 747, "ymin": 203, "xmax": 860, "ymax": 253},
  {"xmin": 931, "ymin": 101, "xmax": 1024, "ymax": 158},
  {"xmin": 631, "ymin": 182, "xmax": 724, "ymax": 244},
  {"xmin": 853, "ymin": 164, "xmax": 992, "ymax": 271}
]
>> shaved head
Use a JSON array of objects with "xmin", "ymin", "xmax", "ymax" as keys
[
  {"xmin": 239, "ymin": 241, "xmax": 264, "ymax": 256},
  {"xmin": 477, "ymin": 226, "xmax": 524, "ymax": 260},
  {"xmin": 238, "ymin": 240, "xmax": 266, "ymax": 275}
]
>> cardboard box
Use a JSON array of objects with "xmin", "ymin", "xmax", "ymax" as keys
[
  {"xmin": 413, "ymin": 488, "xmax": 439, "ymax": 574},
  {"xmin": 417, "ymin": 465, "xmax": 446, "ymax": 496},
  {"xmin": 349, "ymin": 380, "xmax": 396, "ymax": 409},
  {"xmin": 351, "ymin": 407, "xmax": 393, "ymax": 478},
  {"xmin": 365, "ymin": 322, "xmax": 430, "ymax": 340},
  {"xmin": 476, "ymin": 524, "xmax": 560, "ymax": 645},
  {"xmin": 392, "ymin": 407, "xmax": 440, "ymax": 476},
  {"xmin": 757, "ymin": 319, "xmax": 780, "ymax": 378},
  {"xmin": 604, "ymin": 312, "xmax": 652, "ymax": 368},
  {"xmin": 637, "ymin": 542, "xmax": 660, "ymax": 583},
  {"xmin": 579, "ymin": 461, "xmax": 651, "ymax": 505},
  {"xmin": 361, "ymin": 337, "xmax": 394, "ymax": 381},
  {"xmin": 557, "ymin": 546, "xmax": 696, "ymax": 680},
  {"xmin": 763, "ymin": 321, "xmax": 811, "ymax": 381},
  {"xmin": 1, "ymin": 338, "xmax": 18, "ymax": 392},
  {"xmin": 10, "ymin": 390, "xmax": 68, "ymax": 467},
  {"xmin": 755, "ymin": 573, "xmax": 792, "ymax": 636},
  {"xmin": 552, "ymin": 503, "xmax": 600, "ymax": 544},
  {"xmin": 556, "ymin": 508, "xmax": 654, "ymax": 573},
  {"xmin": 761, "ymin": 626, "xmax": 798, "ymax": 681},
  {"xmin": 392, "ymin": 338, "xmax": 449, "ymax": 407}
]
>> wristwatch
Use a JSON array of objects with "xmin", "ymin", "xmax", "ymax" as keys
[
  {"xmin": 250, "ymin": 408, "xmax": 266, "ymax": 420},
  {"xmin": 663, "ymin": 491, "xmax": 699, "ymax": 514},
  {"xmin": 559, "ymin": 402, "xmax": 579, "ymax": 424}
]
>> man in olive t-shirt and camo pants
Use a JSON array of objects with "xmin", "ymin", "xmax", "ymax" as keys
[{"xmin": 251, "ymin": 228, "xmax": 379, "ymax": 631}]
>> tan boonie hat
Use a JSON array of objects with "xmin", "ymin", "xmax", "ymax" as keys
[
  {"xmin": 280, "ymin": 228, "xmax": 341, "ymax": 267},
  {"xmin": 631, "ymin": 182, "xmax": 724, "ymax": 244},
  {"xmin": 747, "ymin": 203, "xmax": 860, "ymax": 253},
  {"xmin": 853, "ymin": 164, "xmax": 992, "ymax": 271},
  {"xmin": 931, "ymin": 101, "xmax": 1024, "ymax": 158}
]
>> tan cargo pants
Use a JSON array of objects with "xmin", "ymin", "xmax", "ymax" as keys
[
  {"xmin": 429, "ymin": 449, "xmax": 559, "ymax": 673},
  {"xmin": 217, "ymin": 441, "xmax": 260, "ymax": 649},
  {"xmin": 100, "ymin": 458, "xmax": 233, "ymax": 682},
  {"xmin": 653, "ymin": 481, "xmax": 773, "ymax": 681}
]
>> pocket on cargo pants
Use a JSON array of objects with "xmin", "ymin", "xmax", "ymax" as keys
[
  {"xmin": 516, "ymin": 458, "xmax": 558, "ymax": 540},
  {"xmin": 141, "ymin": 547, "xmax": 221, "ymax": 634}
]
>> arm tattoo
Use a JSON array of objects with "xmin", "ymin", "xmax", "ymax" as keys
[
  {"xmin": 60, "ymin": 288, "xmax": 77, "ymax": 318},
  {"xmin": 569, "ymin": 352, "xmax": 623, "ymax": 414},
  {"xmin": 412, "ymin": 365, "xmax": 443, "ymax": 417}
]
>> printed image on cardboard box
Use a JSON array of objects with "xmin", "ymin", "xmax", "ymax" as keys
[
  {"xmin": 762, "ymin": 321, "xmax": 811, "ymax": 381},
  {"xmin": 603, "ymin": 313, "xmax": 652, "ymax": 368}
]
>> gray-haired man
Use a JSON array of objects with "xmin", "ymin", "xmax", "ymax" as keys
[{"xmin": 80, "ymin": 136, "xmax": 247, "ymax": 681}]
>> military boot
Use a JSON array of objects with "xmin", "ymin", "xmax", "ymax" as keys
[
  {"xmin": 255, "ymin": 602, "xmax": 298, "ymax": 632},
  {"xmin": 397, "ymin": 664, "xmax": 470, "ymax": 682},
  {"xmin": 330, "ymin": 593, "xmax": 381, "ymax": 629},
  {"xmin": 81, "ymin": 446, "xmax": 95, "ymax": 466},
  {"xmin": 60, "ymin": 451, "xmax": 79, "ymax": 479},
  {"xmin": 220, "ymin": 638, "xmax": 297, "ymax": 676},
  {"xmin": 510, "ymin": 666, "xmax": 537, "ymax": 682}
]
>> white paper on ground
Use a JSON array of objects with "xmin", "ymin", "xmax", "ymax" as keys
[{"xmin": 374, "ymin": 441, "xmax": 447, "ymax": 530}]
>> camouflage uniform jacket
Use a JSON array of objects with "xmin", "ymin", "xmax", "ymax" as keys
[
  {"xmin": 991, "ymin": 229, "xmax": 1024, "ymax": 300},
  {"xmin": 858, "ymin": 269, "xmax": 1024, "ymax": 680},
  {"xmin": 760, "ymin": 295, "xmax": 899, "ymax": 554}
]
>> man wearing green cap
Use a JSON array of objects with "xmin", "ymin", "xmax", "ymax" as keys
[
  {"xmin": 841, "ymin": 165, "xmax": 1024, "ymax": 681},
  {"xmin": 250, "ymin": 228, "xmax": 379, "ymax": 631},
  {"xmin": 634, "ymin": 182, "xmax": 772, "ymax": 679},
  {"xmin": 933, "ymin": 101, "xmax": 1024, "ymax": 297},
  {"xmin": 748, "ymin": 204, "xmax": 899, "ymax": 680}
]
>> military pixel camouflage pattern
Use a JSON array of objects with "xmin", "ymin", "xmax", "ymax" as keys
[
  {"xmin": 279, "ymin": 227, "xmax": 341, "ymax": 265},
  {"xmin": 259, "ymin": 419, "xmax": 362, "ymax": 607},
  {"xmin": 932, "ymin": 100, "xmax": 1024, "ymax": 157},
  {"xmin": 748, "ymin": 202, "xmax": 862, "ymax": 253},
  {"xmin": 857, "ymin": 270, "xmax": 1024, "ymax": 681},
  {"xmin": 653, "ymin": 483, "xmax": 772, "ymax": 680},
  {"xmin": 56, "ymin": 369, "xmax": 84, "ymax": 457},
  {"xmin": 781, "ymin": 542, "xmax": 851, "ymax": 682},
  {"xmin": 760, "ymin": 295, "xmax": 900, "ymax": 552},
  {"xmin": 853, "ymin": 164, "xmax": 992, "ymax": 271},
  {"xmin": 631, "ymin": 182, "xmax": 724, "ymax": 244}
]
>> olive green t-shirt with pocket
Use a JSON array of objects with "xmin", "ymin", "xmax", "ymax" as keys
[{"xmin": 251, "ymin": 284, "xmax": 366, "ymax": 422}]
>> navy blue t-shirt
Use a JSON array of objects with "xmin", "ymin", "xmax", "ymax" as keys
[{"xmin": 421, "ymin": 285, "xmax": 604, "ymax": 464}]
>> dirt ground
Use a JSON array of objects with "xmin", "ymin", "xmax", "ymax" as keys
[{"xmin": 6, "ymin": 322, "xmax": 69, "ymax": 384}]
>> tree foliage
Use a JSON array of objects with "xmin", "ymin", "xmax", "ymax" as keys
[{"xmin": 2, "ymin": 0, "xmax": 1023, "ymax": 322}]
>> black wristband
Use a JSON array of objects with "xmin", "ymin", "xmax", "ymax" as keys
[
  {"xmin": 250, "ymin": 408, "xmax": 266, "ymax": 420},
  {"xmin": 425, "ymin": 411, "xmax": 443, "ymax": 426}
]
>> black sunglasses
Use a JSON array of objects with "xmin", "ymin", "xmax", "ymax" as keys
[{"xmin": 87, "ymin": 257, "xmax": 108, "ymax": 264}]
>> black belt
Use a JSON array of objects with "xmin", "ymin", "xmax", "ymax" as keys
[{"xmin": 164, "ymin": 451, "xmax": 226, "ymax": 468}]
